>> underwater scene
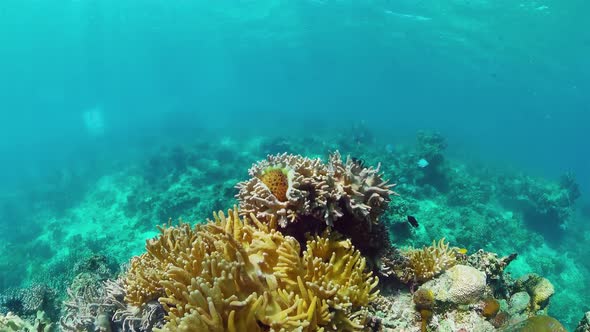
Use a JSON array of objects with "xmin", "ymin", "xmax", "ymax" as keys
[{"xmin": 1, "ymin": 0, "xmax": 589, "ymax": 331}]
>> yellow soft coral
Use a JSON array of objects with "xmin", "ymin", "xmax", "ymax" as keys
[
  {"xmin": 124, "ymin": 208, "xmax": 377, "ymax": 331},
  {"xmin": 397, "ymin": 238, "xmax": 458, "ymax": 284}
]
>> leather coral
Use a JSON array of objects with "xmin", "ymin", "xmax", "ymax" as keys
[{"xmin": 122, "ymin": 208, "xmax": 378, "ymax": 331}]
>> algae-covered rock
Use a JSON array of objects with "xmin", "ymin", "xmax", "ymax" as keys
[
  {"xmin": 503, "ymin": 315, "xmax": 567, "ymax": 332},
  {"xmin": 421, "ymin": 264, "xmax": 486, "ymax": 305},
  {"xmin": 530, "ymin": 277, "xmax": 554, "ymax": 310},
  {"xmin": 0, "ymin": 311, "xmax": 52, "ymax": 332},
  {"xmin": 508, "ymin": 291, "xmax": 531, "ymax": 315},
  {"xmin": 514, "ymin": 274, "xmax": 554, "ymax": 311},
  {"xmin": 437, "ymin": 310, "xmax": 496, "ymax": 332},
  {"xmin": 0, "ymin": 312, "xmax": 30, "ymax": 331}
]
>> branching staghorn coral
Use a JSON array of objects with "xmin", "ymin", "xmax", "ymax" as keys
[
  {"xmin": 123, "ymin": 208, "xmax": 378, "ymax": 331},
  {"xmin": 236, "ymin": 152, "xmax": 395, "ymax": 229},
  {"xmin": 394, "ymin": 238, "xmax": 458, "ymax": 284},
  {"xmin": 236, "ymin": 152, "xmax": 395, "ymax": 258},
  {"xmin": 236, "ymin": 153, "xmax": 329, "ymax": 228},
  {"xmin": 60, "ymin": 274, "xmax": 115, "ymax": 332},
  {"xmin": 327, "ymin": 152, "xmax": 395, "ymax": 227},
  {"xmin": 60, "ymin": 274, "xmax": 165, "ymax": 332}
]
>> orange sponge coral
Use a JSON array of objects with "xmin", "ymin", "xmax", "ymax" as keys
[{"xmin": 259, "ymin": 167, "xmax": 290, "ymax": 202}]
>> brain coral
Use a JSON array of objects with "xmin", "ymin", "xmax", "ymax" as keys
[
  {"xmin": 123, "ymin": 208, "xmax": 378, "ymax": 331},
  {"xmin": 422, "ymin": 264, "xmax": 487, "ymax": 305}
]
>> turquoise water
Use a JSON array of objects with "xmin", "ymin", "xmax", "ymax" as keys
[{"xmin": 1, "ymin": 0, "xmax": 589, "ymax": 330}]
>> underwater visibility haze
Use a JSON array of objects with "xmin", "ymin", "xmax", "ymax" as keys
[{"xmin": 0, "ymin": 0, "xmax": 589, "ymax": 331}]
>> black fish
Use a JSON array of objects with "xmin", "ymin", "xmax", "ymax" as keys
[
  {"xmin": 351, "ymin": 157, "xmax": 366, "ymax": 168},
  {"xmin": 407, "ymin": 215, "xmax": 419, "ymax": 228}
]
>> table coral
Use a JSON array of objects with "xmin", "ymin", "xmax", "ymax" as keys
[{"xmin": 123, "ymin": 208, "xmax": 378, "ymax": 331}]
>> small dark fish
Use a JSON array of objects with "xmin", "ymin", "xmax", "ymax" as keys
[
  {"xmin": 407, "ymin": 215, "xmax": 419, "ymax": 228},
  {"xmin": 351, "ymin": 157, "xmax": 366, "ymax": 168}
]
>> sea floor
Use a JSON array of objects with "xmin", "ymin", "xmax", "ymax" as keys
[{"xmin": 0, "ymin": 131, "xmax": 588, "ymax": 330}]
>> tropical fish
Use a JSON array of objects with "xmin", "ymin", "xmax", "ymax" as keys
[
  {"xmin": 417, "ymin": 158, "xmax": 429, "ymax": 168},
  {"xmin": 407, "ymin": 215, "xmax": 419, "ymax": 228}
]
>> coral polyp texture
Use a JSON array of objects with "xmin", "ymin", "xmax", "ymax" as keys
[{"xmin": 123, "ymin": 208, "xmax": 378, "ymax": 331}]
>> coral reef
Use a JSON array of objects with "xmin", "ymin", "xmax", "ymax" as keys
[
  {"xmin": 2, "ymin": 131, "xmax": 583, "ymax": 331},
  {"xmin": 512, "ymin": 274, "xmax": 555, "ymax": 312},
  {"xmin": 235, "ymin": 153, "xmax": 332, "ymax": 227},
  {"xmin": 371, "ymin": 235, "xmax": 563, "ymax": 332},
  {"xmin": 0, "ymin": 311, "xmax": 52, "ymax": 332},
  {"xmin": 392, "ymin": 238, "xmax": 458, "ymax": 284},
  {"xmin": 463, "ymin": 249, "xmax": 517, "ymax": 297},
  {"xmin": 414, "ymin": 131, "xmax": 450, "ymax": 192},
  {"xmin": 236, "ymin": 152, "xmax": 395, "ymax": 257},
  {"xmin": 122, "ymin": 208, "xmax": 378, "ymax": 331},
  {"xmin": 504, "ymin": 315, "xmax": 567, "ymax": 332},
  {"xmin": 60, "ymin": 274, "xmax": 115, "ymax": 331},
  {"xmin": 508, "ymin": 292, "xmax": 531, "ymax": 315},
  {"xmin": 496, "ymin": 172, "xmax": 580, "ymax": 238},
  {"xmin": 482, "ymin": 298, "xmax": 500, "ymax": 319},
  {"xmin": 60, "ymin": 275, "xmax": 165, "ymax": 332},
  {"xmin": 236, "ymin": 152, "xmax": 394, "ymax": 228},
  {"xmin": 576, "ymin": 311, "xmax": 590, "ymax": 332},
  {"xmin": 368, "ymin": 292, "xmax": 419, "ymax": 331},
  {"xmin": 0, "ymin": 284, "xmax": 58, "ymax": 322},
  {"xmin": 420, "ymin": 264, "xmax": 487, "ymax": 305}
]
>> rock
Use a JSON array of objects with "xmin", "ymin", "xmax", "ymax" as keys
[
  {"xmin": 436, "ymin": 310, "xmax": 496, "ymax": 332},
  {"xmin": 514, "ymin": 274, "xmax": 554, "ymax": 311},
  {"xmin": 575, "ymin": 311, "xmax": 590, "ymax": 332},
  {"xmin": 421, "ymin": 264, "xmax": 487, "ymax": 305},
  {"xmin": 505, "ymin": 315, "xmax": 566, "ymax": 332},
  {"xmin": 508, "ymin": 292, "xmax": 531, "ymax": 315},
  {"xmin": 530, "ymin": 278, "xmax": 554, "ymax": 310}
]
